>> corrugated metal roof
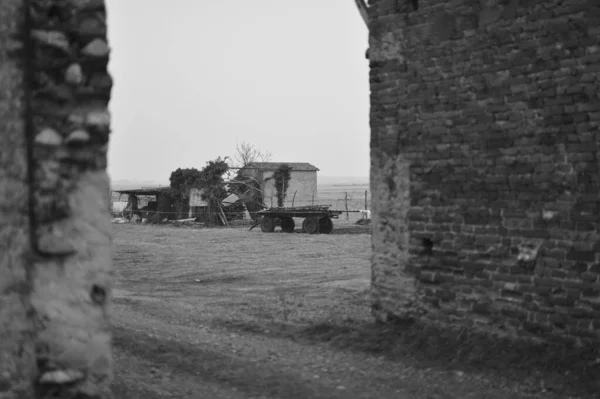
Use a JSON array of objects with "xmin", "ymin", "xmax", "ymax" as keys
[
  {"xmin": 244, "ymin": 162, "xmax": 319, "ymax": 172},
  {"xmin": 222, "ymin": 193, "xmax": 240, "ymax": 205},
  {"xmin": 113, "ymin": 186, "xmax": 170, "ymax": 196}
]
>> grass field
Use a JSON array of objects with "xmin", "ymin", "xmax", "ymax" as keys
[
  {"xmin": 112, "ymin": 221, "xmax": 372, "ymax": 329},
  {"xmin": 109, "ymin": 223, "xmax": 597, "ymax": 398}
]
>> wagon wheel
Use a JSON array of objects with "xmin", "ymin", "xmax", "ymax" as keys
[
  {"xmin": 260, "ymin": 217, "xmax": 276, "ymax": 232},
  {"xmin": 318, "ymin": 217, "xmax": 333, "ymax": 234},
  {"xmin": 280, "ymin": 217, "xmax": 295, "ymax": 233},
  {"xmin": 302, "ymin": 217, "xmax": 319, "ymax": 234}
]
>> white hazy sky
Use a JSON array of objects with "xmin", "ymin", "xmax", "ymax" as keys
[{"xmin": 105, "ymin": 0, "xmax": 370, "ymax": 182}]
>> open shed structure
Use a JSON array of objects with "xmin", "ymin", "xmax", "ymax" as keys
[
  {"xmin": 113, "ymin": 186, "xmax": 177, "ymax": 222},
  {"xmin": 114, "ymin": 185, "xmax": 250, "ymax": 224}
]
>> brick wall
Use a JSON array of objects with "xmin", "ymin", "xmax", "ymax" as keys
[{"xmin": 369, "ymin": 0, "xmax": 600, "ymax": 346}]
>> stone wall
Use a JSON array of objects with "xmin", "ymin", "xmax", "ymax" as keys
[
  {"xmin": 369, "ymin": 0, "xmax": 600, "ymax": 346},
  {"xmin": 0, "ymin": 0, "xmax": 113, "ymax": 397},
  {"xmin": 263, "ymin": 170, "xmax": 318, "ymax": 207},
  {"xmin": 0, "ymin": 1, "xmax": 37, "ymax": 396}
]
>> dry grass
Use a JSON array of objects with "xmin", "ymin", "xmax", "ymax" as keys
[
  {"xmin": 111, "ymin": 223, "xmax": 378, "ymax": 398},
  {"xmin": 112, "ymin": 223, "xmax": 372, "ymax": 329},
  {"xmin": 110, "ymin": 223, "xmax": 598, "ymax": 398}
]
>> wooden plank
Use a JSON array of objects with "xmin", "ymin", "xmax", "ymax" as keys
[
  {"xmin": 354, "ymin": 0, "xmax": 369, "ymax": 27},
  {"xmin": 217, "ymin": 204, "xmax": 228, "ymax": 226}
]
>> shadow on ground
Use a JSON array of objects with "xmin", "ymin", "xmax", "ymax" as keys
[{"xmin": 214, "ymin": 317, "xmax": 600, "ymax": 399}]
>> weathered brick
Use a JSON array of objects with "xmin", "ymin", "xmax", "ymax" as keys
[
  {"xmin": 493, "ymin": 273, "xmax": 518, "ymax": 283},
  {"xmin": 549, "ymin": 269, "xmax": 568, "ymax": 279},
  {"xmin": 544, "ymin": 248, "xmax": 567, "ymax": 260},
  {"xmin": 500, "ymin": 289, "xmax": 523, "ymax": 302},
  {"xmin": 523, "ymin": 321, "xmax": 545, "ymax": 333},
  {"xmin": 435, "ymin": 289, "xmax": 456, "ymax": 302},
  {"xmin": 570, "ymin": 307, "xmax": 594, "ymax": 319},
  {"xmin": 370, "ymin": 0, "xmax": 600, "ymax": 346},
  {"xmin": 533, "ymin": 277, "xmax": 564, "ymax": 288},
  {"xmin": 472, "ymin": 300, "xmax": 493, "ymax": 315},
  {"xmin": 566, "ymin": 249, "xmax": 596, "ymax": 262},
  {"xmin": 568, "ymin": 326, "xmax": 599, "ymax": 340},
  {"xmin": 570, "ymin": 262, "xmax": 589, "ymax": 273},
  {"xmin": 548, "ymin": 295, "xmax": 577, "ymax": 307},
  {"xmin": 562, "ymin": 279, "xmax": 594, "ymax": 291},
  {"xmin": 549, "ymin": 314, "xmax": 569, "ymax": 328},
  {"xmin": 417, "ymin": 271, "xmax": 439, "ymax": 284},
  {"xmin": 474, "ymin": 234, "xmax": 502, "ymax": 246},
  {"xmin": 500, "ymin": 307, "xmax": 528, "ymax": 321}
]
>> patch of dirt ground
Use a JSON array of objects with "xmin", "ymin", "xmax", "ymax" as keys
[{"xmin": 110, "ymin": 224, "xmax": 597, "ymax": 398}]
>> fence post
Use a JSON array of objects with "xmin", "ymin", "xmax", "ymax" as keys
[
  {"xmin": 345, "ymin": 192, "xmax": 349, "ymax": 220},
  {"xmin": 364, "ymin": 190, "xmax": 368, "ymax": 210}
]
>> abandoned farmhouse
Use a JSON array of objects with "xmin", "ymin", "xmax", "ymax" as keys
[
  {"xmin": 238, "ymin": 162, "xmax": 320, "ymax": 208},
  {"xmin": 113, "ymin": 162, "xmax": 321, "ymax": 222}
]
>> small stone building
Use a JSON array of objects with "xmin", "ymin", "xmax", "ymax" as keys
[
  {"xmin": 239, "ymin": 162, "xmax": 320, "ymax": 208},
  {"xmin": 368, "ymin": 0, "xmax": 600, "ymax": 346}
]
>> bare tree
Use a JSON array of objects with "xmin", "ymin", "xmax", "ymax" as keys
[{"xmin": 231, "ymin": 141, "xmax": 272, "ymax": 168}]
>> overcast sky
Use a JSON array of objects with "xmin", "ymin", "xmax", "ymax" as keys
[{"xmin": 105, "ymin": 0, "xmax": 370, "ymax": 182}]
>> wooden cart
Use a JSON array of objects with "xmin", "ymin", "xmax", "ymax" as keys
[{"xmin": 253, "ymin": 205, "xmax": 343, "ymax": 234}]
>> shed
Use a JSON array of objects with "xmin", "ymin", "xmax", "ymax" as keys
[{"xmin": 113, "ymin": 186, "xmax": 178, "ymax": 221}]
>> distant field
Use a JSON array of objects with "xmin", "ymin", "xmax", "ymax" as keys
[{"xmin": 318, "ymin": 181, "xmax": 370, "ymax": 211}]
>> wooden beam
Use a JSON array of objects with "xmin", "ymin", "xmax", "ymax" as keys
[{"xmin": 354, "ymin": 0, "xmax": 369, "ymax": 27}]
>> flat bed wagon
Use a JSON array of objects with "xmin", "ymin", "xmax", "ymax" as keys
[{"xmin": 253, "ymin": 205, "xmax": 343, "ymax": 234}]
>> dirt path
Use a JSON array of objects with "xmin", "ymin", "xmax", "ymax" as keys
[{"xmin": 110, "ymin": 295, "xmax": 565, "ymax": 399}]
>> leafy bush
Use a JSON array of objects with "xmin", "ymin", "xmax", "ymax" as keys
[{"xmin": 271, "ymin": 164, "xmax": 292, "ymax": 207}]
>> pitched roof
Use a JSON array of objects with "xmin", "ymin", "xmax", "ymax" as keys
[
  {"xmin": 113, "ymin": 186, "xmax": 170, "ymax": 196},
  {"xmin": 244, "ymin": 162, "xmax": 319, "ymax": 172}
]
